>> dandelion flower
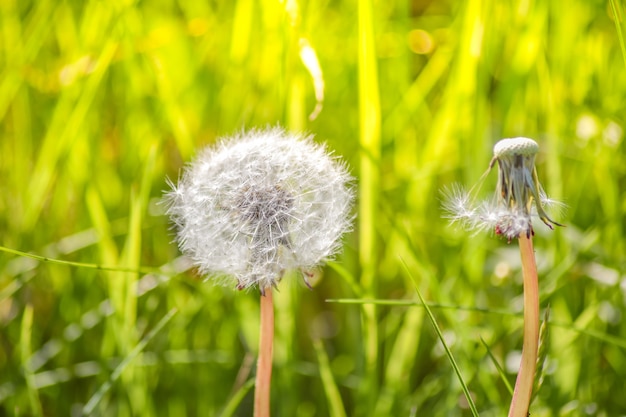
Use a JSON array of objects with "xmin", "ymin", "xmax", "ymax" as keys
[
  {"xmin": 165, "ymin": 127, "xmax": 354, "ymax": 292},
  {"xmin": 443, "ymin": 137, "xmax": 563, "ymax": 240},
  {"xmin": 442, "ymin": 137, "xmax": 564, "ymax": 416}
]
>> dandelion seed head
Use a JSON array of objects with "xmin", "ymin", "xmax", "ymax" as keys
[
  {"xmin": 493, "ymin": 137, "xmax": 539, "ymax": 158},
  {"xmin": 442, "ymin": 137, "xmax": 563, "ymax": 240},
  {"xmin": 492, "ymin": 137, "xmax": 562, "ymax": 236},
  {"xmin": 165, "ymin": 127, "xmax": 354, "ymax": 291}
]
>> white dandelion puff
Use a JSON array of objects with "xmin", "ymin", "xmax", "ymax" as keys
[
  {"xmin": 442, "ymin": 137, "xmax": 564, "ymax": 240},
  {"xmin": 164, "ymin": 127, "xmax": 354, "ymax": 292},
  {"xmin": 441, "ymin": 184, "xmax": 477, "ymax": 228}
]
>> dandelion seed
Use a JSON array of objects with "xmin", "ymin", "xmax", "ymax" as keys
[
  {"xmin": 443, "ymin": 137, "xmax": 563, "ymax": 240},
  {"xmin": 164, "ymin": 127, "xmax": 354, "ymax": 292}
]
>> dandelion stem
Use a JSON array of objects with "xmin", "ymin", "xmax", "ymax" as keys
[
  {"xmin": 254, "ymin": 287, "xmax": 274, "ymax": 417},
  {"xmin": 508, "ymin": 233, "xmax": 540, "ymax": 417}
]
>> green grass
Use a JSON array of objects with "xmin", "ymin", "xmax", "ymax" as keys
[{"xmin": 2, "ymin": 0, "xmax": 626, "ymax": 416}]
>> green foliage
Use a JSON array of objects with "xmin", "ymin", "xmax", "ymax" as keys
[{"xmin": 1, "ymin": 0, "xmax": 626, "ymax": 416}]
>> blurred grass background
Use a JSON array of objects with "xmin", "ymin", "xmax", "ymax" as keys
[{"xmin": 1, "ymin": 0, "xmax": 626, "ymax": 416}]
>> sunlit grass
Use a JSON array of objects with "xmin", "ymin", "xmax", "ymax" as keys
[{"xmin": 2, "ymin": 0, "xmax": 626, "ymax": 416}]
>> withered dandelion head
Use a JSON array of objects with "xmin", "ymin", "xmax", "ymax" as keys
[
  {"xmin": 443, "ymin": 137, "xmax": 563, "ymax": 240},
  {"xmin": 165, "ymin": 127, "xmax": 354, "ymax": 292}
]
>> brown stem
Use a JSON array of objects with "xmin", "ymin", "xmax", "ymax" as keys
[
  {"xmin": 254, "ymin": 288, "xmax": 274, "ymax": 417},
  {"xmin": 508, "ymin": 233, "xmax": 540, "ymax": 417}
]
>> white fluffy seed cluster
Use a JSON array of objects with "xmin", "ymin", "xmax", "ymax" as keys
[{"xmin": 165, "ymin": 127, "xmax": 354, "ymax": 291}]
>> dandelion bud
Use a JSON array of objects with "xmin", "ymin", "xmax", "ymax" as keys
[
  {"xmin": 165, "ymin": 127, "xmax": 354, "ymax": 291},
  {"xmin": 443, "ymin": 137, "xmax": 563, "ymax": 240}
]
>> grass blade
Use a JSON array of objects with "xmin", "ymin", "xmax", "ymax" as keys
[
  {"xmin": 219, "ymin": 379, "xmax": 255, "ymax": 417},
  {"xmin": 357, "ymin": 0, "xmax": 381, "ymax": 409},
  {"xmin": 328, "ymin": 298, "xmax": 626, "ymax": 351},
  {"xmin": 326, "ymin": 261, "xmax": 363, "ymax": 297},
  {"xmin": 326, "ymin": 298, "xmax": 518, "ymax": 317},
  {"xmin": 20, "ymin": 305, "xmax": 44, "ymax": 417},
  {"xmin": 82, "ymin": 308, "xmax": 177, "ymax": 415},
  {"xmin": 400, "ymin": 258, "xmax": 479, "ymax": 417},
  {"xmin": 609, "ymin": 0, "xmax": 626, "ymax": 69},
  {"xmin": 0, "ymin": 245, "xmax": 165, "ymax": 276},
  {"xmin": 313, "ymin": 339, "xmax": 347, "ymax": 417},
  {"xmin": 532, "ymin": 307, "xmax": 551, "ymax": 402},
  {"xmin": 480, "ymin": 336, "xmax": 513, "ymax": 396}
]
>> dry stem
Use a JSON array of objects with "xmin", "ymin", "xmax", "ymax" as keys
[
  {"xmin": 254, "ymin": 288, "xmax": 274, "ymax": 417},
  {"xmin": 508, "ymin": 233, "xmax": 540, "ymax": 417}
]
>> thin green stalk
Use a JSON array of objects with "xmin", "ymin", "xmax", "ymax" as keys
[
  {"xmin": 82, "ymin": 308, "xmax": 177, "ymax": 415},
  {"xmin": 0, "ymin": 245, "xmax": 163, "ymax": 276},
  {"xmin": 508, "ymin": 233, "xmax": 540, "ymax": 417},
  {"xmin": 609, "ymin": 0, "xmax": 626, "ymax": 69},
  {"xmin": 358, "ymin": 0, "xmax": 381, "ymax": 408},
  {"xmin": 313, "ymin": 339, "xmax": 347, "ymax": 417},
  {"xmin": 328, "ymin": 298, "xmax": 626, "ymax": 351},
  {"xmin": 219, "ymin": 379, "xmax": 255, "ymax": 417},
  {"xmin": 401, "ymin": 258, "xmax": 479, "ymax": 417},
  {"xmin": 254, "ymin": 288, "xmax": 274, "ymax": 417},
  {"xmin": 21, "ymin": 305, "xmax": 44, "ymax": 417},
  {"xmin": 480, "ymin": 337, "xmax": 514, "ymax": 396}
]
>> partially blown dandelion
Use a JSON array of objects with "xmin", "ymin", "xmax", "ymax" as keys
[
  {"xmin": 165, "ymin": 127, "xmax": 354, "ymax": 292},
  {"xmin": 443, "ymin": 137, "xmax": 563, "ymax": 240},
  {"xmin": 443, "ymin": 137, "xmax": 563, "ymax": 417}
]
